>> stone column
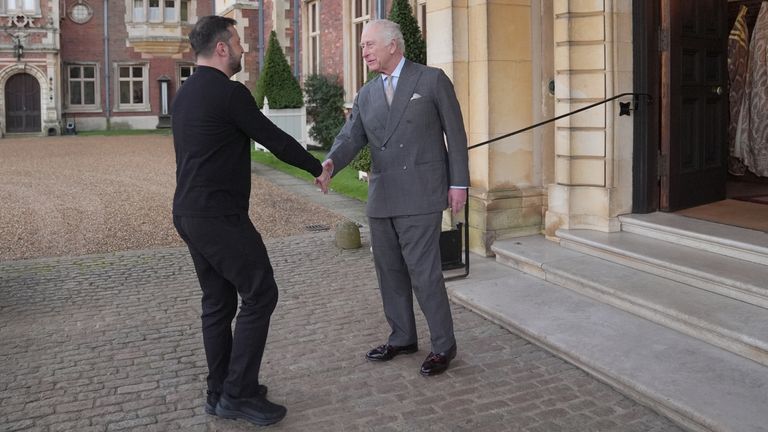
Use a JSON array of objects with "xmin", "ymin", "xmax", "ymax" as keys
[
  {"xmin": 545, "ymin": 0, "xmax": 634, "ymax": 237},
  {"xmin": 429, "ymin": 0, "xmax": 545, "ymax": 256}
]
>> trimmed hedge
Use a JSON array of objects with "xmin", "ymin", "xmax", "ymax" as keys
[
  {"xmin": 389, "ymin": 0, "xmax": 426, "ymax": 65},
  {"xmin": 253, "ymin": 31, "xmax": 304, "ymax": 109}
]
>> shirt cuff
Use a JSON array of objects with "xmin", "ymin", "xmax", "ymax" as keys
[{"xmin": 450, "ymin": 186, "xmax": 468, "ymax": 189}]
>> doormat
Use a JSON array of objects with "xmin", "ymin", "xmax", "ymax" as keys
[
  {"xmin": 675, "ymin": 199, "xmax": 768, "ymax": 232},
  {"xmin": 732, "ymin": 194, "xmax": 768, "ymax": 205}
]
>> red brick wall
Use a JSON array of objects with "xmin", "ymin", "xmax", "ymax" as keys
[
  {"xmin": 319, "ymin": 0, "xmax": 344, "ymax": 83},
  {"xmin": 59, "ymin": 1, "xmax": 210, "ymax": 119},
  {"xmin": 238, "ymin": 7, "xmax": 262, "ymax": 90}
]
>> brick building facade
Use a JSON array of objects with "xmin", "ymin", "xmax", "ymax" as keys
[
  {"xmin": 0, "ymin": 0, "xmax": 426, "ymax": 136},
  {"xmin": 0, "ymin": 0, "xmax": 283, "ymax": 135}
]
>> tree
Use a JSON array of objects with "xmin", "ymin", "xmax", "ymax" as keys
[
  {"xmin": 388, "ymin": 0, "xmax": 426, "ymax": 65},
  {"xmin": 304, "ymin": 74, "xmax": 345, "ymax": 149},
  {"xmin": 253, "ymin": 31, "xmax": 304, "ymax": 109}
]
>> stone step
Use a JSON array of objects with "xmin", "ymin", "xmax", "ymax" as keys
[
  {"xmin": 447, "ymin": 256, "xmax": 768, "ymax": 432},
  {"xmin": 620, "ymin": 213, "xmax": 768, "ymax": 266},
  {"xmin": 492, "ymin": 235, "xmax": 768, "ymax": 367},
  {"xmin": 555, "ymin": 228, "xmax": 768, "ymax": 310}
]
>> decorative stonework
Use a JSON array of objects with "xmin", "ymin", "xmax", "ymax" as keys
[
  {"xmin": 127, "ymin": 38, "xmax": 190, "ymax": 56},
  {"xmin": 4, "ymin": 14, "xmax": 37, "ymax": 28},
  {"xmin": 69, "ymin": 1, "xmax": 94, "ymax": 25}
]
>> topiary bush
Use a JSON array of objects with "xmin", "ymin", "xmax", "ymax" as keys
[
  {"xmin": 304, "ymin": 74, "xmax": 345, "ymax": 149},
  {"xmin": 389, "ymin": 0, "xmax": 426, "ymax": 65},
  {"xmin": 253, "ymin": 31, "xmax": 304, "ymax": 109}
]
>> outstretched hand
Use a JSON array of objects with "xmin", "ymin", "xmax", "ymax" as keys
[{"xmin": 315, "ymin": 159, "xmax": 334, "ymax": 194}]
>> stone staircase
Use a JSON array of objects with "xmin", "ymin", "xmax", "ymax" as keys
[{"xmin": 446, "ymin": 212, "xmax": 768, "ymax": 432}]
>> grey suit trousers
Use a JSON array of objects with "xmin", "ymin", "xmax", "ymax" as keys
[{"xmin": 369, "ymin": 212, "xmax": 456, "ymax": 354}]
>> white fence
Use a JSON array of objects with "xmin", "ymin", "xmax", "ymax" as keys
[{"xmin": 253, "ymin": 98, "xmax": 308, "ymax": 151}]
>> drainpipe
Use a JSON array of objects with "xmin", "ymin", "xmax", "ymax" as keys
[
  {"xmin": 103, "ymin": 0, "xmax": 111, "ymax": 127},
  {"xmin": 377, "ymin": 0, "xmax": 385, "ymax": 19},
  {"xmin": 259, "ymin": 0, "xmax": 264, "ymax": 71},
  {"xmin": 293, "ymin": 0, "xmax": 299, "ymax": 78}
]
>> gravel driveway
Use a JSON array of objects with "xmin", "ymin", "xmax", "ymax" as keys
[{"xmin": 0, "ymin": 134, "xmax": 346, "ymax": 261}]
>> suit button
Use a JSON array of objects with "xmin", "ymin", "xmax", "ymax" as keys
[
  {"xmin": 381, "ymin": 146, "xmax": 386, "ymax": 151},
  {"xmin": 403, "ymin": 165, "xmax": 407, "ymax": 170},
  {"xmin": 399, "ymin": 144, "xmax": 403, "ymax": 148}
]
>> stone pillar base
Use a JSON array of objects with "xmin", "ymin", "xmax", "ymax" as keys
[
  {"xmin": 459, "ymin": 187, "xmax": 546, "ymax": 256},
  {"xmin": 544, "ymin": 184, "xmax": 621, "ymax": 238}
]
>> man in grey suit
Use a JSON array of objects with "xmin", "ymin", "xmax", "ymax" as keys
[{"xmin": 318, "ymin": 19, "xmax": 469, "ymax": 376}]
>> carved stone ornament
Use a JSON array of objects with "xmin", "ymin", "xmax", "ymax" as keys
[
  {"xmin": 12, "ymin": 14, "xmax": 30, "ymax": 28},
  {"xmin": 69, "ymin": 0, "xmax": 94, "ymax": 24}
]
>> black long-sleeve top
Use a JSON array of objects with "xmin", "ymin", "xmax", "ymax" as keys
[{"xmin": 171, "ymin": 66, "xmax": 322, "ymax": 217}]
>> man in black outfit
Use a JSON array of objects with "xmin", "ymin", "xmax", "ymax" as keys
[{"xmin": 171, "ymin": 16, "xmax": 331, "ymax": 426}]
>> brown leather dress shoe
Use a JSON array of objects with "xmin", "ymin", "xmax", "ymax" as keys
[
  {"xmin": 420, "ymin": 344, "xmax": 457, "ymax": 376},
  {"xmin": 365, "ymin": 343, "xmax": 419, "ymax": 361}
]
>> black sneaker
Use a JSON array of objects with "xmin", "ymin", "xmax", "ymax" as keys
[
  {"xmin": 204, "ymin": 385, "xmax": 268, "ymax": 415},
  {"xmin": 215, "ymin": 393, "xmax": 287, "ymax": 426}
]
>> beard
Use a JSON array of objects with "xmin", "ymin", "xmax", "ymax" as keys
[
  {"xmin": 224, "ymin": 42, "xmax": 242, "ymax": 74},
  {"xmin": 229, "ymin": 52, "xmax": 242, "ymax": 74}
]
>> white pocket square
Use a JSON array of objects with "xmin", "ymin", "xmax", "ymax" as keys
[{"xmin": 410, "ymin": 93, "xmax": 422, "ymax": 101}]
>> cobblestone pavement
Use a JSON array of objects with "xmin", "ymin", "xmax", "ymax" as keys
[{"xmin": 0, "ymin": 231, "xmax": 684, "ymax": 432}]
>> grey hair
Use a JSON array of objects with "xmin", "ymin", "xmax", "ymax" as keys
[{"xmin": 366, "ymin": 19, "xmax": 405, "ymax": 53}]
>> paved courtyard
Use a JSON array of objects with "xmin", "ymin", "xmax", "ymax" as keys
[
  {"xmin": 0, "ymin": 135, "xmax": 683, "ymax": 431},
  {"xmin": 0, "ymin": 234, "xmax": 684, "ymax": 432}
]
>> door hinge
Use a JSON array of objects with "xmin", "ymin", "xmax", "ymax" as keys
[
  {"xmin": 658, "ymin": 27, "xmax": 669, "ymax": 52},
  {"xmin": 657, "ymin": 153, "xmax": 668, "ymax": 180}
]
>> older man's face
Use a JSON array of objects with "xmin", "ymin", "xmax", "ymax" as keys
[{"xmin": 360, "ymin": 24, "xmax": 397, "ymax": 75}]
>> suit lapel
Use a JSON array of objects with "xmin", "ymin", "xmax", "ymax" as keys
[{"xmin": 383, "ymin": 60, "xmax": 421, "ymax": 146}]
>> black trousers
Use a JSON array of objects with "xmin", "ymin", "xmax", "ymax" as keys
[{"xmin": 173, "ymin": 213, "xmax": 278, "ymax": 398}]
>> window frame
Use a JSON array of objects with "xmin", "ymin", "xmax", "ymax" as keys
[
  {"xmin": 417, "ymin": 0, "xmax": 427, "ymax": 41},
  {"xmin": 179, "ymin": 0, "xmax": 189, "ymax": 22},
  {"xmin": 65, "ymin": 63, "xmax": 101, "ymax": 112},
  {"xmin": 351, "ymin": 0, "xmax": 370, "ymax": 92},
  {"xmin": 115, "ymin": 63, "xmax": 150, "ymax": 112},
  {"xmin": 2, "ymin": 0, "xmax": 41, "ymax": 16},
  {"xmin": 178, "ymin": 63, "xmax": 195, "ymax": 87},
  {"xmin": 163, "ymin": 0, "xmax": 176, "ymax": 21},
  {"xmin": 130, "ymin": 0, "xmax": 181, "ymax": 23},
  {"xmin": 307, "ymin": 0, "xmax": 320, "ymax": 75},
  {"xmin": 132, "ymin": 0, "xmax": 146, "ymax": 21}
]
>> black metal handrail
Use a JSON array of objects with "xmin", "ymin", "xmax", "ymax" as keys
[
  {"xmin": 467, "ymin": 92, "xmax": 653, "ymax": 150},
  {"xmin": 444, "ymin": 92, "xmax": 652, "ymax": 282}
]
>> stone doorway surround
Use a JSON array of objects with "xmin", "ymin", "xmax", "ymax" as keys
[
  {"xmin": 427, "ymin": 0, "xmax": 634, "ymax": 255},
  {"xmin": 0, "ymin": 63, "xmax": 60, "ymax": 137},
  {"xmin": 544, "ymin": 0, "xmax": 634, "ymax": 238}
]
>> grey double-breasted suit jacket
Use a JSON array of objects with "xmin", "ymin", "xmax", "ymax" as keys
[{"xmin": 328, "ymin": 60, "xmax": 469, "ymax": 218}]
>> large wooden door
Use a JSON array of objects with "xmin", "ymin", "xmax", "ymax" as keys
[
  {"xmin": 661, "ymin": 0, "xmax": 729, "ymax": 210},
  {"xmin": 4, "ymin": 74, "xmax": 41, "ymax": 133}
]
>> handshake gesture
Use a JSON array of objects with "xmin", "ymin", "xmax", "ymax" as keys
[{"xmin": 314, "ymin": 159, "xmax": 334, "ymax": 194}]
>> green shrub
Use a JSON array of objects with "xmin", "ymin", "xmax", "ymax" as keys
[
  {"xmin": 348, "ymin": 71, "xmax": 383, "ymax": 172},
  {"xmin": 253, "ymin": 31, "xmax": 304, "ymax": 109},
  {"xmin": 389, "ymin": 0, "xmax": 426, "ymax": 65},
  {"xmin": 304, "ymin": 74, "xmax": 345, "ymax": 149},
  {"xmin": 351, "ymin": 144, "xmax": 372, "ymax": 173}
]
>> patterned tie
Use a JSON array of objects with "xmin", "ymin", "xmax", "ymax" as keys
[{"xmin": 385, "ymin": 75, "xmax": 395, "ymax": 106}]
